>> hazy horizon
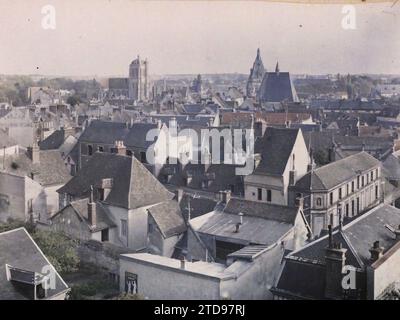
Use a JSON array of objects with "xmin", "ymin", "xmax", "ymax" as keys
[{"xmin": 0, "ymin": 1, "xmax": 399, "ymax": 77}]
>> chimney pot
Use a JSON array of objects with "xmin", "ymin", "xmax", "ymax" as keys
[
  {"xmin": 180, "ymin": 258, "xmax": 185, "ymax": 270},
  {"xmin": 238, "ymin": 212, "xmax": 244, "ymax": 225},
  {"xmin": 369, "ymin": 241, "xmax": 384, "ymax": 262}
]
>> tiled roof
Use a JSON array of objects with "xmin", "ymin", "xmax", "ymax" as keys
[
  {"xmin": 0, "ymin": 150, "xmax": 72, "ymax": 186},
  {"xmin": 58, "ymin": 152, "xmax": 173, "ymax": 209},
  {"xmin": 148, "ymin": 200, "xmax": 187, "ymax": 238}
]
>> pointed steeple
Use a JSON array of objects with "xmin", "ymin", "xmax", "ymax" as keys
[
  {"xmin": 275, "ymin": 61, "xmax": 280, "ymax": 74},
  {"xmin": 256, "ymin": 48, "xmax": 261, "ymax": 59}
]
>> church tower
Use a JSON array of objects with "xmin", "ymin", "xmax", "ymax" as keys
[
  {"xmin": 246, "ymin": 48, "xmax": 266, "ymax": 98},
  {"xmin": 128, "ymin": 55, "xmax": 149, "ymax": 102}
]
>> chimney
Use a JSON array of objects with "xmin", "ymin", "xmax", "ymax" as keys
[
  {"xmin": 111, "ymin": 140, "xmax": 127, "ymax": 156},
  {"xmin": 369, "ymin": 241, "xmax": 384, "ymax": 262},
  {"xmin": 27, "ymin": 140, "xmax": 40, "ymax": 164},
  {"xmin": 234, "ymin": 222, "xmax": 241, "ymax": 233},
  {"xmin": 295, "ymin": 196, "xmax": 304, "ymax": 209},
  {"xmin": 176, "ymin": 189, "xmax": 184, "ymax": 203},
  {"xmin": 324, "ymin": 225, "xmax": 347, "ymax": 299},
  {"xmin": 219, "ymin": 190, "xmax": 231, "ymax": 204},
  {"xmin": 88, "ymin": 186, "xmax": 96, "ymax": 227},
  {"xmin": 180, "ymin": 257, "xmax": 186, "ymax": 270},
  {"xmin": 238, "ymin": 212, "xmax": 244, "ymax": 225}
]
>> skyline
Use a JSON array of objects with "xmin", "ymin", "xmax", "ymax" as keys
[{"xmin": 0, "ymin": 1, "xmax": 399, "ymax": 77}]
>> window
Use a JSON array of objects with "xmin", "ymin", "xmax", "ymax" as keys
[
  {"xmin": 140, "ymin": 151, "xmax": 146, "ymax": 163},
  {"xmin": 375, "ymin": 185, "xmax": 379, "ymax": 200},
  {"xmin": 345, "ymin": 203, "xmax": 349, "ymax": 217},
  {"xmin": 371, "ymin": 171, "xmax": 374, "ymax": 181},
  {"xmin": 362, "ymin": 176, "xmax": 365, "ymax": 187},
  {"xmin": 316, "ymin": 197, "xmax": 322, "ymax": 206},
  {"xmin": 88, "ymin": 145, "xmax": 93, "ymax": 156},
  {"xmin": 98, "ymin": 188, "xmax": 105, "ymax": 201},
  {"xmin": 351, "ymin": 181, "xmax": 355, "ymax": 192},
  {"xmin": 257, "ymin": 188, "xmax": 262, "ymax": 201},
  {"xmin": 357, "ymin": 176, "xmax": 360, "ymax": 189},
  {"xmin": 101, "ymin": 229, "xmax": 109, "ymax": 242},
  {"xmin": 98, "ymin": 146, "xmax": 104, "ymax": 152},
  {"xmin": 346, "ymin": 184, "xmax": 349, "ymax": 195},
  {"xmin": 266, "ymin": 190, "xmax": 272, "ymax": 202},
  {"xmin": 329, "ymin": 192, "xmax": 333, "ymax": 205},
  {"xmin": 339, "ymin": 188, "xmax": 342, "ymax": 200},
  {"xmin": 121, "ymin": 219, "xmax": 128, "ymax": 237},
  {"xmin": 351, "ymin": 200, "xmax": 355, "ymax": 215}
]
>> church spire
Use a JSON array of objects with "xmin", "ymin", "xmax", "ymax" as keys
[
  {"xmin": 256, "ymin": 48, "xmax": 260, "ymax": 59},
  {"xmin": 275, "ymin": 61, "xmax": 280, "ymax": 74}
]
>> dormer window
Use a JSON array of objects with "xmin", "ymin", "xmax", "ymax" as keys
[{"xmin": 88, "ymin": 145, "xmax": 93, "ymax": 156}]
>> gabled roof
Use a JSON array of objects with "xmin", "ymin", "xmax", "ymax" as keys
[
  {"xmin": 148, "ymin": 200, "xmax": 187, "ymax": 238},
  {"xmin": 51, "ymin": 198, "xmax": 116, "ymax": 232},
  {"xmin": 0, "ymin": 228, "xmax": 69, "ymax": 299},
  {"xmin": 57, "ymin": 152, "xmax": 173, "ymax": 209},
  {"xmin": 295, "ymin": 152, "xmax": 380, "ymax": 191},
  {"xmin": 274, "ymin": 204, "xmax": 400, "ymax": 299},
  {"xmin": 258, "ymin": 71, "xmax": 299, "ymax": 103},
  {"xmin": 0, "ymin": 150, "xmax": 72, "ymax": 186},
  {"xmin": 254, "ymin": 127, "xmax": 300, "ymax": 175}
]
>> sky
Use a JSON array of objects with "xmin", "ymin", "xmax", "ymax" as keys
[{"xmin": 0, "ymin": 0, "xmax": 399, "ymax": 76}]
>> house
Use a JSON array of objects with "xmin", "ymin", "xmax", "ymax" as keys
[
  {"xmin": 244, "ymin": 127, "xmax": 310, "ymax": 206},
  {"xmin": 118, "ymin": 193, "xmax": 311, "ymax": 300},
  {"xmin": 189, "ymin": 193, "xmax": 311, "ymax": 263},
  {"xmin": 56, "ymin": 151, "xmax": 186, "ymax": 253},
  {"xmin": 39, "ymin": 126, "xmax": 80, "ymax": 175},
  {"xmin": 0, "ymin": 143, "xmax": 71, "ymax": 223},
  {"xmin": 0, "ymin": 227, "xmax": 69, "ymax": 300},
  {"xmin": 290, "ymin": 152, "xmax": 382, "ymax": 237},
  {"xmin": 119, "ymin": 246, "xmax": 276, "ymax": 300},
  {"xmin": 272, "ymin": 204, "xmax": 400, "ymax": 300}
]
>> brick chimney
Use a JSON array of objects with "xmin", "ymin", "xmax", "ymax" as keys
[
  {"xmin": 219, "ymin": 190, "xmax": 231, "ymax": 204},
  {"xmin": 111, "ymin": 140, "xmax": 126, "ymax": 156},
  {"xmin": 369, "ymin": 241, "xmax": 384, "ymax": 262},
  {"xmin": 88, "ymin": 186, "xmax": 96, "ymax": 227},
  {"xmin": 27, "ymin": 140, "xmax": 40, "ymax": 164},
  {"xmin": 324, "ymin": 225, "xmax": 347, "ymax": 299}
]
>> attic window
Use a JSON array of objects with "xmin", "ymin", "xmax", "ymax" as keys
[{"xmin": 11, "ymin": 162, "xmax": 19, "ymax": 170}]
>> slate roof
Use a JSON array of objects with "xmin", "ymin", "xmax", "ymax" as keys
[
  {"xmin": 295, "ymin": 152, "xmax": 380, "ymax": 191},
  {"xmin": 0, "ymin": 150, "xmax": 72, "ymax": 186},
  {"xmin": 179, "ymin": 194, "xmax": 218, "ymax": 220},
  {"xmin": 383, "ymin": 153, "xmax": 400, "ymax": 180},
  {"xmin": 148, "ymin": 200, "xmax": 187, "ymax": 238},
  {"xmin": 123, "ymin": 123, "xmax": 158, "ymax": 149},
  {"xmin": 51, "ymin": 198, "xmax": 116, "ymax": 232},
  {"xmin": 258, "ymin": 71, "xmax": 299, "ymax": 103},
  {"xmin": 39, "ymin": 130, "xmax": 66, "ymax": 150},
  {"xmin": 223, "ymin": 198, "xmax": 299, "ymax": 224},
  {"xmin": 273, "ymin": 204, "xmax": 400, "ymax": 299},
  {"xmin": 79, "ymin": 120, "xmax": 129, "ymax": 144},
  {"xmin": 58, "ymin": 152, "xmax": 174, "ymax": 209},
  {"xmin": 0, "ymin": 228, "xmax": 69, "ymax": 300},
  {"xmin": 253, "ymin": 127, "xmax": 300, "ymax": 175},
  {"xmin": 192, "ymin": 210, "xmax": 294, "ymax": 246}
]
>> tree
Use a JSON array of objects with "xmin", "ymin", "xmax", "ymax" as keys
[
  {"xmin": 31, "ymin": 230, "xmax": 80, "ymax": 274},
  {"xmin": 67, "ymin": 95, "xmax": 80, "ymax": 106}
]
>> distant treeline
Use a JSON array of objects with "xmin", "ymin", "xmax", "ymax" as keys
[{"xmin": 0, "ymin": 75, "xmax": 101, "ymax": 106}]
